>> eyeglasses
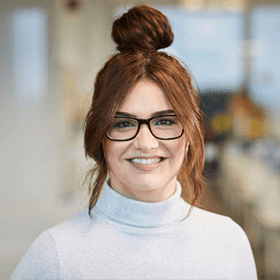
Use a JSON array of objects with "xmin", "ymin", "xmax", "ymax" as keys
[{"xmin": 106, "ymin": 114, "xmax": 184, "ymax": 141}]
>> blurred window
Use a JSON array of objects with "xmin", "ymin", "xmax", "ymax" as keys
[
  {"xmin": 251, "ymin": 7, "xmax": 280, "ymax": 109},
  {"xmin": 115, "ymin": 5, "xmax": 280, "ymax": 110},
  {"xmin": 156, "ymin": 6, "xmax": 243, "ymax": 92},
  {"xmin": 13, "ymin": 8, "xmax": 47, "ymax": 108}
]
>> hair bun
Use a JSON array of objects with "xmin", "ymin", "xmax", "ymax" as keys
[{"xmin": 112, "ymin": 5, "xmax": 174, "ymax": 53}]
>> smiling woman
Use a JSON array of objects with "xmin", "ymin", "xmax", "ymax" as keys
[
  {"xmin": 103, "ymin": 79, "xmax": 187, "ymax": 202},
  {"xmin": 84, "ymin": 8, "xmax": 206, "ymax": 214},
  {"xmin": 10, "ymin": 4, "xmax": 257, "ymax": 280}
]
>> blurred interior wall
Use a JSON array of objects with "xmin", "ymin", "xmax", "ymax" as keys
[{"xmin": 0, "ymin": 0, "xmax": 113, "ymax": 278}]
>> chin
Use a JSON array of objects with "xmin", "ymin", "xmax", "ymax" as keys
[{"xmin": 131, "ymin": 175, "xmax": 176, "ymax": 192}]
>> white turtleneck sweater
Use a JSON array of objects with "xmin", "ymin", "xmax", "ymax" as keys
[{"xmin": 10, "ymin": 181, "xmax": 257, "ymax": 279}]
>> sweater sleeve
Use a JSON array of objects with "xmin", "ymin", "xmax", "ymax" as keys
[
  {"xmin": 230, "ymin": 219, "xmax": 258, "ymax": 280},
  {"xmin": 10, "ymin": 230, "xmax": 61, "ymax": 280}
]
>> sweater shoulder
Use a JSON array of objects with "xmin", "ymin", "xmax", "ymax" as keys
[
  {"xmin": 183, "ymin": 205, "xmax": 257, "ymax": 279},
  {"xmin": 47, "ymin": 209, "xmax": 93, "ymax": 240},
  {"xmin": 191, "ymin": 205, "xmax": 232, "ymax": 223},
  {"xmin": 189, "ymin": 206, "xmax": 245, "ymax": 235},
  {"xmin": 186, "ymin": 206, "xmax": 254, "ymax": 256}
]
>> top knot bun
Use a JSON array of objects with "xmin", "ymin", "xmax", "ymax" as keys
[{"xmin": 112, "ymin": 5, "xmax": 174, "ymax": 53}]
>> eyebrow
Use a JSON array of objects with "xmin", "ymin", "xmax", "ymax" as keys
[{"xmin": 116, "ymin": 110, "xmax": 175, "ymax": 118}]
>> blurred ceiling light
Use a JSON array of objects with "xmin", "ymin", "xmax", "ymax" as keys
[
  {"xmin": 180, "ymin": 0, "xmax": 246, "ymax": 11},
  {"xmin": 207, "ymin": 0, "xmax": 223, "ymax": 7},
  {"xmin": 223, "ymin": 0, "xmax": 247, "ymax": 11},
  {"xmin": 180, "ymin": 0, "xmax": 204, "ymax": 11}
]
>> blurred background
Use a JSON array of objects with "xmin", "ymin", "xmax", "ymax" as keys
[{"xmin": 0, "ymin": 0, "xmax": 280, "ymax": 278}]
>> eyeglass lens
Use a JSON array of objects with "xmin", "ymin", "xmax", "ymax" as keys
[{"xmin": 107, "ymin": 115, "xmax": 183, "ymax": 140}]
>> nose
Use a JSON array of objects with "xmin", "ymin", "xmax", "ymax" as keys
[{"xmin": 133, "ymin": 124, "xmax": 159, "ymax": 150}]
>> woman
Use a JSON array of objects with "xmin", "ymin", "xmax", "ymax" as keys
[{"xmin": 11, "ymin": 4, "xmax": 257, "ymax": 279}]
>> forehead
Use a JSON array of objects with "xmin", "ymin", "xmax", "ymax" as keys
[{"xmin": 118, "ymin": 79, "xmax": 173, "ymax": 117}]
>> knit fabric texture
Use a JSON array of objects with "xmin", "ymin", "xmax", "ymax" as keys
[{"xmin": 10, "ymin": 181, "xmax": 257, "ymax": 279}]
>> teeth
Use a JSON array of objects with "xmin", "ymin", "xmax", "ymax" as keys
[{"xmin": 130, "ymin": 158, "xmax": 162, "ymax": 164}]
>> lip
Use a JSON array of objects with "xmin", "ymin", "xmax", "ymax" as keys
[
  {"xmin": 127, "ymin": 155, "xmax": 165, "ymax": 160},
  {"xmin": 126, "ymin": 157, "xmax": 166, "ymax": 171}
]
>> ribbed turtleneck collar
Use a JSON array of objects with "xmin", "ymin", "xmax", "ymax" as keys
[{"xmin": 93, "ymin": 181, "xmax": 189, "ymax": 228}]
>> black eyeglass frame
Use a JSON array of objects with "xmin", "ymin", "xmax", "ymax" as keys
[{"xmin": 106, "ymin": 114, "xmax": 184, "ymax": 141}]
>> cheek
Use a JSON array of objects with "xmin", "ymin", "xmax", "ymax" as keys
[
  {"xmin": 164, "ymin": 138, "xmax": 187, "ymax": 170},
  {"xmin": 172, "ymin": 138, "xmax": 188, "ymax": 172},
  {"xmin": 103, "ymin": 140, "xmax": 116, "ymax": 170},
  {"xmin": 104, "ymin": 140, "xmax": 128, "ymax": 169},
  {"xmin": 173, "ymin": 137, "xmax": 187, "ymax": 157}
]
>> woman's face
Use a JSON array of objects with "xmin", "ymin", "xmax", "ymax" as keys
[{"xmin": 104, "ymin": 79, "xmax": 187, "ymax": 202}]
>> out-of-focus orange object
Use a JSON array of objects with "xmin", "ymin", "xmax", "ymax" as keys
[{"xmin": 230, "ymin": 90, "xmax": 267, "ymax": 139}]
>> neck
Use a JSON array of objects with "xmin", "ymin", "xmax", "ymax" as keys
[
  {"xmin": 109, "ymin": 178, "xmax": 177, "ymax": 203},
  {"xmin": 93, "ymin": 180, "xmax": 189, "ymax": 228}
]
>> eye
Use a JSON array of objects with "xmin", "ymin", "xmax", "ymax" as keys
[
  {"xmin": 112, "ymin": 118, "xmax": 137, "ymax": 130},
  {"xmin": 153, "ymin": 117, "xmax": 176, "ymax": 126}
]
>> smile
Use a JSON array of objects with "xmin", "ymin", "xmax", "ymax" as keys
[{"xmin": 128, "ymin": 157, "xmax": 164, "ymax": 165}]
